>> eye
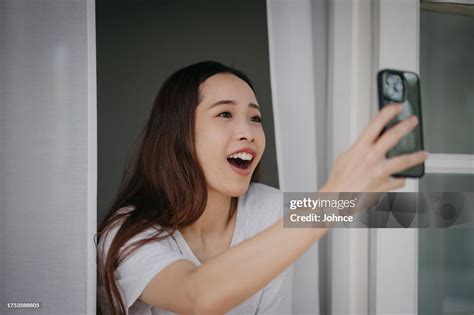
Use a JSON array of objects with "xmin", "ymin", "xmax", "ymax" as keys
[
  {"xmin": 217, "ymin": 112, "xmax": 232, "ymax": 118},
  {"xmin": 251, "ymin": 116, "xmax": 262, "ymax": 123}
]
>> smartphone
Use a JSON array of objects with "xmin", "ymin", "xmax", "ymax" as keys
[{"xmin": 377, "ymin": 69, "xmax": 425, "ymax": 178}]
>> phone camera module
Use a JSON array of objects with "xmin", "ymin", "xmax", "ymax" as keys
[{"xmin": 384, "ymin": 74, "xmax": 404, "ymax": 102}]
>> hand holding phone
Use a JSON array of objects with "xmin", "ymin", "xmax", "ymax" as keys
[
  {"xmin": 322, "ymin": 104, "xmax": 428, "ymax": 192},
  {"xmin": 322, "ymin": 70, "xmax": 428, "ymax": 192},
  {"xmin": 377, "ymin": 69, "xmax": 425, "ymax": 178}
]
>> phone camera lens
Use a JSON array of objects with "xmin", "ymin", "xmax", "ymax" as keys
[
  {"xmin": 386, "ymin": 75, "xmax": 395, "ymax": 85},
  {"xmin": 384, "ymin": 74, "xmax": 404, "ymax": 102},
  {"xmin": 387, "ymin": 86, "xmax": 395, "ymax": 96}
]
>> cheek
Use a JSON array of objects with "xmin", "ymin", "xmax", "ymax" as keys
[
  {"xmin": 256, "ymin": 128, "xmax": 266, "ymax": 157},
  {"xmin": 195, "ymin": 129, "xmax": 227, "ymax": 169}
]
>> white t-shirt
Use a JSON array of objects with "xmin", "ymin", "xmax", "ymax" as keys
[{"xmin": 98, "ymin": 183, "xmax": 293, "ymax": 315}]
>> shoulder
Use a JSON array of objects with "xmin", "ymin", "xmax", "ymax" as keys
[
  {"xmin": 238, "ymin": 183, "xmax": 283, "ymax": 234},
  {"xmin": 98, "ymin": 206, "xmax": 135, "ymax": 246},
  {"xmin": 245, "ymin": 183, "xmax": 283, "ymax": 205},
  {"xmin": 97, "ymin": 206, "xmax": 167, "ymax": 261}
]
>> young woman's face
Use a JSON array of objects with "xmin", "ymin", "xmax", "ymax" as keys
[{"xmin": 195, "ymin": 73, "xmax": 265, "ymax": 197}]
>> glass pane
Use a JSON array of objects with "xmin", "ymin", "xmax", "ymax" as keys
[
  {"xmin": 420, "ymin": 173, "xmax": 474, "ymax": 192},
  {"xmin": 418, "ymin": 174, "xmax": 474, "ymax": 315},
  {"xmin": 419, "ymin": 229, "xmax": 474, "ymax": 315},
  {"xmin": 420, "ymin": 10, "xmax": 474, "ymax": 154}
]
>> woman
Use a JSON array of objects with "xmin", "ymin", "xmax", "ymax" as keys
[{"xmin": 96, "ymin": 61, "xmax": 428, "ymax": 314}]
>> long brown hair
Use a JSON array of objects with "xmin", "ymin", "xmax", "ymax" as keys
[{"xmin": 96, "ymin": 61, "xmax": 262, "ymax": 314}]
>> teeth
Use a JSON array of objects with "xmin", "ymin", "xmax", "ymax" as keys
[{"xmin": 228, "ymin": 152, "xmax": 254, "ymax": 161}]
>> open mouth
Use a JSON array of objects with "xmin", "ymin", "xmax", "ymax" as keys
[{"xmin": 227, "ymin": 152, "xmax": 254, "ymax": 170}]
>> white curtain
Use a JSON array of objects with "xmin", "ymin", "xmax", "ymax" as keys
[
  {"xmin": 266, "ymin": 0, "xmax": 330, "ymax": 313},
  {"xmin": 0, "ymin": 0, "xmax": 97, "ymax": 314}
]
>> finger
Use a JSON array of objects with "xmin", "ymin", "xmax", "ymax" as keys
[
  {"xmin": 356, "ymin": 104, "xmax": 404, "ymax": 146},
  {"xmin": 383, "ymin": 150, "xmax": 429, "ymax": 176},
  {"xmin": 372, "ymin": 115, "xmax": 419, "ymax": 155}
]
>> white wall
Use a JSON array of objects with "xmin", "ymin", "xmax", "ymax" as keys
[
  {"xmin": 0, "ymin": 0, "xmax": 97, "ymax": 314},
  {"xmin": 327, "ymin": 0, "xmax": 373, "ymax": 314},
  {"xmin": 372, "ymin": 1, "xmax": 419, "ymax": 314}
]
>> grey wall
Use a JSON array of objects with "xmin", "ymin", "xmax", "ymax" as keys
[
  {"xmin": 0, "ymin": 0, "xmax": 96, "ymax": 314},
  {"xmin": 96, "ymin": 0, "xmax": 279, "ymax": 222}
]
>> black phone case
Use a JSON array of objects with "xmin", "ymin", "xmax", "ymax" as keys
[{"xmin": 377, "ymin": 69, "xmax": 425, "ymax": 178}]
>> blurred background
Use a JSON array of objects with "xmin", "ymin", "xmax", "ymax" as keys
[{"xmin": 1, "ymin": 0, "xmax": 473, "ymax": 314}]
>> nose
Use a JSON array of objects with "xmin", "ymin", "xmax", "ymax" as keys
[{"xmin": 235, "ymin": 118, "xmax": 255, "ymax": 142}]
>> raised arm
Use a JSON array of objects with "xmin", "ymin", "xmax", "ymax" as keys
[{"xmin": 139, "ymin": 104, "xmax": 429, "ymax": 314}]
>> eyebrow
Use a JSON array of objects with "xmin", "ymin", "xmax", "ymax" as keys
[{"xmin": 208, "ymin": 99, "xmax": 261, "ymax": 112}]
